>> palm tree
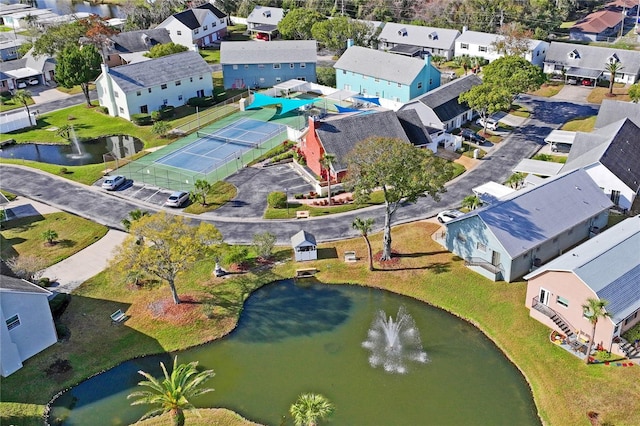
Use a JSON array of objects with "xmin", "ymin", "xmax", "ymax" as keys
[
  {"xmin": 453, "ymin": 55, "xmax": 472, "ymax": 75},
  {"xmin": 581, "ymin": 298, "xmax": 610, "ymax": 365},
  {"xmin": 41, "ymin": 229, "xmax": 58, "ymax": 245},
  {"xmin": 505, "ymin": 172, "xmax": 526, "ymax": 189},
  {"xmin": 13, "ymin": 90, "xmax": 34, "ymax": 126},
  {"xmin": 319, "ymin": 153, "xmax": 335, "ymax": 206},
  {"xmin": 604, "ymin": 60, "xmax": 624, "ymax": 95},
  {"xmin": 290, "ymin": 393, "xmax": 335, "ymax": 426},
  {"xmin": 352, "ymin": 216, "xmax": 374, "ymax": 271},
  {"xmin": 121, "ymin": 209, "xmax": 150, "ymax": 232},
  {"xmin": 462, "ymin": 195, "xmax": 481, "ymax": 211},
  {"xmin": 128, "ymin": 356, "xmax": 215, "ymax": 426}
]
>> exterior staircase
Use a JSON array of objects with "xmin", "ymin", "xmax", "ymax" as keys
[
  {"xmin": 618, "ymin": 337, "xmax": 639, "ymax": 358},
  {"xmin": 532, "ymin": 296, "xmax": 576, "ymax": 340},
  {"xmin": 550, "ymin": 313, "xmax": 575, "ymax": 340}
]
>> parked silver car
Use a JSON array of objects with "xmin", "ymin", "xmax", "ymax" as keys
[
  {"xmin": 165, "ymin": 191, "xmax": 190, "ymax": 207},
  {"xmin": 102, "ymin": 175, "xmax": 126, "ymax": 191}
]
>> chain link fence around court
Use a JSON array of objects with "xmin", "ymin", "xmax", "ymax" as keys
[
  {"xmin": 175, "ymin": 92, "xmax": 249, "ymax": 134},
  {"xmin": 118, "ymin": 120, "xmax": 287, "ymax": 191}
]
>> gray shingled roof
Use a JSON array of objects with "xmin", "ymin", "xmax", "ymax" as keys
[
  {"xmin": 106, "ymin": 51, "xmax": 212, "ymax": 94},
  {"xmin": 315, "ymin": 110, "xmax": 422, "ymax": 172},
  {"xmin": 561, "ymin": 118, "xmax": 640, "ymax": 192},
  {"xmin": 247, "ymin": 6, "xmax": 284, "ymax": 26},
  {"xmin": 450, "ymin": 169, "xmax": 614, "ymax": 258},
  {"xmin": 455, "ymin": 30, "xmax": 546, "ymax": 51},
  {"xmin": 0, "ymin": 274, "xmax": 51, "ymax": 295},
  {"xmin": 378, "ymin": 22, "xmax": 460, "ymax": 51},
  {"xmin": 544, "ymin": 41, "xmax": 640, "ymax": 76},
  {"xmin": 524, "ymin": 216, "xmax": 640, "ymax": 323},
  {"xmin": 171, "ymin": 8, "xmax": 211, "ymax": 30},
  {"xmin": 107, "ymin": 29, "xmax": 172, "ymax": 55},
  {"xmin": 220, "ymin": 40, "xmax": 317, "ymax": 65},
  {"xmin": 333, "ymin": 46, "xmax": 428, "ymax": 85},
  {"xmin": 291, "ymin": 230, "xmax": 316, "ymax": 247},
  {"xmin": 595, "ymin": 99, "xmax": 640, "ymax": 128},
  {"xmin": 414, "ymin": 74, "xmax": 482, "ymax": 122},
  {"xmin": 396, "ymin": 109, "xmax": 433, "ymax": 147}
]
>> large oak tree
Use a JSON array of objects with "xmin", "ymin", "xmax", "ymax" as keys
[
  {"xmin": 55, "ymin": 44, "xmax": 102, "ymax": 106},
  {"xmin": 345, "ymin": 137, "xmax": 453, "ymax": 261}
]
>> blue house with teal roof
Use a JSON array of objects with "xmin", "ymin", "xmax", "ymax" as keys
[{"xmin": 334, "ymin": 45, "xmax": 440, "ymax": 103}]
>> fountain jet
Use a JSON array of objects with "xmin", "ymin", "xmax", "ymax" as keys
[{"xmin": 362, "ymin": 306, "xmax": 429, "ymax": 374}]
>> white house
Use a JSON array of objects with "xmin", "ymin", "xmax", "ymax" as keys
[
  {"xmin": 291, "ymin": 230, "xmax": 317, "ymax": 262},
  {"xmin": 246, "ymin": 5, "xmax": 284, "ymax": 38},
  {"xmin": 560, "ymin": 118, "xmax": 640, "ymax": 213},
  {"xmin": 1, "ymin": 275, "xmax": 57, "ymax": 377},
  {"xmin": 544, "ymin": 42, "xmax": 640, "ymax": 85},
  {"xmin": 454, "ymin": 30, "xmax": 549, "ymax": 67},
  {"xmin": 156, "ymin": 3, "xmax": 228, "ymax": 49},
  {"xmin": 95, "ymin": 51, "xmax": 213, "ymax": 121},
  {"xmin": 377, "ymin": 22, "xmax": 460, "ymax": 60}
]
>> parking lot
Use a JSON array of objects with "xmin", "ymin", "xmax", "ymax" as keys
[{"xmin": 96, "ymin": 162, "xmax": 315, "ymax": 217}]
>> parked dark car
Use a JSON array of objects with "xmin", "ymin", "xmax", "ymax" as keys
[{"xmin": 460, "ymin": 128, "xmax": 487, "ymax": 144}]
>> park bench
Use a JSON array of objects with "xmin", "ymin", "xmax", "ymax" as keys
[
  {"xmin": 110, "ymin": 309, "xmax": 127, "ymax": 325},
  {"xmin": 344, "ymin": 251, "xmax": 357, "ymax": 262},
  {"xmin": 296, "ymin": 210, "xmax": 310, "ymax": 219}
]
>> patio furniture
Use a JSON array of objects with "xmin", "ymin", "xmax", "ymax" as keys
[{"xmin": 110, "ymin": 309, "xmax": 127, "ymax": 325}]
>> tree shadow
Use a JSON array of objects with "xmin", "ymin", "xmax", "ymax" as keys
[
  {"xmin": 394, "ymin": 250, "xmax": 450, "ymax": 258},
  {"xmin": 56, "ymin": 239, "xmax": 76, "ymax": 248},
  {"xmin": 375, "ymin": 262, "xmax": 451, "ymax": 273}
]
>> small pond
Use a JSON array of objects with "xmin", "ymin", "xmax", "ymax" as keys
[
  {"xmin": 49, "ymin": 280, "xmax": 540, "ymax": 425},
  {"xmin": 0, "ymin": 135, "xmax": 143, "ymax": 166}
]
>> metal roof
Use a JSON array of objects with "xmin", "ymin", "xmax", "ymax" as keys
[
  {"xmin": 334, "ymin": 46, "xmax": 428, "ymax": 85},
  {"xmin": 544, "ymin": 130, "xmax": 577, "ymax": 144},
  {"xmin": 565, "ymin": 67, "xmax": 603, "ymax": 79},
  {"xmin": 525, "ymin": 216, "xmax": 640, "ymax": 323},
  {"xmin": 512, "ymin": 159, "xmax": 564, "ymax": 177},
  {"xmin": 220, "ymin": 40, "xmax": 317, "ymax": 65},
  {"xmin": 378, "ymin": 22, "xmax": 460, "ymax": 51},
  {"xmin": 472, "ymin": 181, "xmax": 516, "ymax": 204},
  {"xmin": 105, "ymin": 51, "xmax": 212, "ymax": 94},
  {"xmin": 449, "ymin": 169, "xmax": 614, "ymax": 258},
  {"xmin": 291, "ymin": 230, "xmax": 316, "ymax": 247}
]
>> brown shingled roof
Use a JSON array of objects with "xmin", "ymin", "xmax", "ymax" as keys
[{"xmin": 572, "ymin": 10, "xmax": 624, "ymax": 33}]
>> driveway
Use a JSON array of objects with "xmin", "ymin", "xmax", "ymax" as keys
[
  {"xmin": 0, "ymin": 95, "xmax": 598, "ymax": 244},
  {"xmin": 552, "ymin": 85, "xmax": 593, "ymax": 103}
]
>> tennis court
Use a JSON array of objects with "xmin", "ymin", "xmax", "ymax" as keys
[{"xmin": 118, "ymin": 116, "xmax": 288, "ymax": 190}]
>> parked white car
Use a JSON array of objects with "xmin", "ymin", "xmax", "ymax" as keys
[
  {"xmin": 102, "ymin": 175, "xmax": 126, "ymax": 191},
  {"xmin": 16, "ymin": 81, "xmax": 27, "ymax": 89},
  {"xmin": 476, "ymin": 117, "xmax": 499, "ymax": 131},
  {"xmin": 165, "ymin": 191, "xmax": 190, "ymax": 207},
  {"xmin": 436, "ymin": 209, "xmax": 464, "ymax": 224}
]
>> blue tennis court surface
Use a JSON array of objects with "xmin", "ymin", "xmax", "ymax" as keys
[{"xmin": 154, "ymin": 118, "xmax": 286, "ymax": 174}]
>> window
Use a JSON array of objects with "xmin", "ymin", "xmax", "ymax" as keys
[
  {"xmin": 194, "ymin": 28, "xmax": 199, "ymax": 34},
  {"xmin": 161, "ymin": 84, "xmax": 167, "ymax": 90},
  {"xmin": 114, "ymin": 91, "xmax": 119, "ymax": 98},
  {"xmin": 6, "ymin": 314, "xmax": 20, "ymax": 330},
  {"xmin": 397, "ymin": 82, "xmax": 401, "ymax": 87},
  {"xmin": 363, "ymin": 75, "xmax": 367, "ymax": 79},
  {"xmin": 140, "ymin": 105, "xmax": 148, "ymax": 114},
  {"xmin": 148, "ymin": 88, "xmax": 152, "ymax": 93},
  {"xmin": 178, "ymin": 95, "xmax": 183, "ymax": 101},
  {"xmin": 163, "ymin": 99, "xmax": 168, "ymax": 105},
  {"xmin": 343, "ymin": 70, "xmax": 346, "ymax": 74},
  {"xmin": 417, "ymin": 82, "xmax": 423, "ymax": 89},
  {"xmin": 300, "ymin": 63, "xmax": 306, "ymax": 68},
  {"xmin": 258, "ymin": 64, "xmax": 265, "ymax": 69},
  {"xmin": 362, "ymin": 88, "xmax": 367, "ymax": 94},
  {"xmin": 290, "ymin": 63, "xmax": 295, "ymax": 69},
  {"xmin": 460, "ymin": 43, "xmax": 469, "ymax": 50},
  {"xmin": 177, "ymin": 30, "xmax": 182, "ymax": 36},
  {"xmin": 220, "ymin": 19, "xmax": 224, "ymax": 24},
  {"xmin": 119, "ymin": 106, "xmax": 124, "ymax": 113},
  {"xmin": 625, "ymin": 311, "xmax": 638, "ymax": 325},
  {"xmin": 175, "ymin": 80, "xmax": 181, "ymax": 86},
  {"xmin": 387, "ymin": 81, "xmax": 391, "ymax": 85},
  {"xmin": 375, "ymin": 91, "xmax": 380, "ymax": 97},
  {"xmin": 136, "ymin": 91, "xmax": 141, "ymax": 96},
  {"xmin": 478, "ymin": 46, "xmax": 487, "ymax": 52},
  {"xmin": 374, "ymin": 78, "xmax": 379, "ymax": 82},
  {"xmin": 273, "ymin": 63, "xmax": 281, "ymax": 69},
  {"xmin": 199, "ymin": 76, "xmax": 203, "ymax": 80},
  {"xmin": 557, "ymin": 296, "xmax": 569, "ymax": 308},
  {"xmin": 203, "ymin": 25, "xmax": 208, "ymax": 30},
  {"xmin": 259, "ymin": 77, "xmax": 265, "ymax": 82},
  {"xmin": 477, "ymin": 242, "xmax": 487, "ymax": 252},
  {"xmin": 233, "ymin": 64, "xmax": 238, "ymax": 70},
  {"xmin": 244, "ymin": 64, "xmax": 249, "ymax": 69},
  {"xmin": 298, "ymin": 77, "xmax": 306, "ymax": 81},
  {"xmin": 275, "ymin": 77, "xmax": 282, "ymax": 83}
]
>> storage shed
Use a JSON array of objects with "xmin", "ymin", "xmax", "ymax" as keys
[{"xmin": 291, "ymin": 230, "xmax": 317, "ymax": 262}]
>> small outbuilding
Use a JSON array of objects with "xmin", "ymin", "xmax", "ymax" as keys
[{"xmin": 291, "ymin": 230, "xmax": 317, "ymax": 262}]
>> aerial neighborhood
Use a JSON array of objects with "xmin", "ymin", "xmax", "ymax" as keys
[{"xmin": 1, "ymin": 0, "xmax": 640, "ymax": 425}]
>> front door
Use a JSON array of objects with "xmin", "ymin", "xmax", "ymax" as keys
[{"xmin": 539, "ymin": 288, "xmax": 550, "ymax": 305}]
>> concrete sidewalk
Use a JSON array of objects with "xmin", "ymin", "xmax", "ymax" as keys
[{"xmin": 42, "ymin": 229, "xmax": 128, "ymax": 294}]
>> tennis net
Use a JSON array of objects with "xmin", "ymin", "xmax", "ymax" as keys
[{"xmin": 196, "ymin": 131, "xmax": 259, "ymax": 149}]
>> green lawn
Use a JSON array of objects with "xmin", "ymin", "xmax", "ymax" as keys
[
  {"xmin": 199, "ymin": 49, "xmax": 220, "ymax": 64},
  {"xmin": 183, "ymin": 181, "xmax": 238, "ymax": 214},
  {"xmin": 1, "ymin": 221, "xmax": 638, "ymax": 426},
  {"xmin": 0, "ymin": 212, "xmax": 108, "ymax": 266},
  {"xmin": 561, "ymin": 115, "xmax": 596, "ymax": 132},
  {"xmin": 0, "ymin": 97, "xmax": 35, "ymax": 113}
]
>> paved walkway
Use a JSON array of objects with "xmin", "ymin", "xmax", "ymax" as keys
[{"xmin": 3, "ymin": 196, "xmax": 128, "ymax": 294}]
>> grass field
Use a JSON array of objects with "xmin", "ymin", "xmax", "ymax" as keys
[
  {"xmin": 561, "ymin": 115, "xmax": 597, "ymax": 132},
  {"xmin": 1, "ymin": 220, "xmax": 638, "ymax": 426},
  {"xmin": 586, "ymin": 85, "xmax": 632, "ymax": 104}
]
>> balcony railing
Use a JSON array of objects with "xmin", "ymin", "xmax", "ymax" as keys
[{"xmin": 464, "ymin": 257, "xmax": 502, "ymax": 274}]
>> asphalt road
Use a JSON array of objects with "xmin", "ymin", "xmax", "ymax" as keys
[{"xmin": 0, "ymin": 95, "xmax": 598, "ymax": 244}]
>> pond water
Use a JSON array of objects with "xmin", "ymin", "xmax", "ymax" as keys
[
  {"xmin": 0, "ymin": 135, "xmax": 143, "ymax": 166},
  {"xmin": 49, "ymin": 280, "xmax": 540, "ymax": 426}
]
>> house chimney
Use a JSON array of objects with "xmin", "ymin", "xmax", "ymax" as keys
[
  {"xmin": 462, "ymin": 26, "xmax": 467, "ymax": 33},
  {"xmin": 424, "ymin": 53, "xmax": 431, "ymax": 68},
  {"xmin": 346, "ymin": 38, "xmax": 354, "ymax": 49}
]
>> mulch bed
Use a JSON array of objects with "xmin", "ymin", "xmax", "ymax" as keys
[
  {"xmin": 147, "ymin": 294, "xmax": 204, "ymax": 326},
  {"xmin": 373, "ymin": 250, "xmax": 402, "ymax": 269},
  {"xmin": 45, "ymin": 358, "xmax": 73, "ymax": 383}
]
